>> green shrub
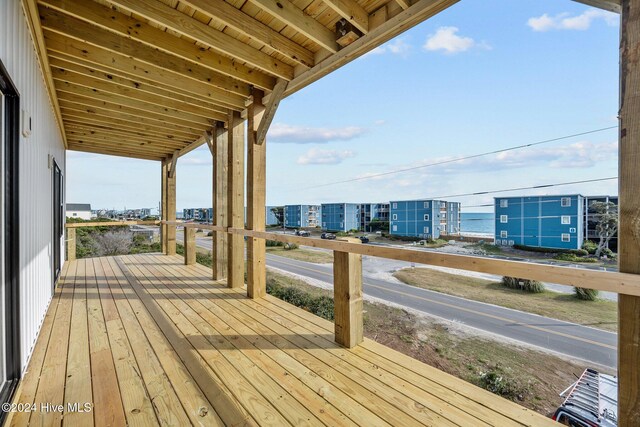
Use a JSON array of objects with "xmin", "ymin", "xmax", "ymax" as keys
[
  {"xmin": 284, "ymin": 243, "xmax": 298, "ymax": 250},
  {"xmin": 582, "ymin": 240, "xmax": 598, "ymax": 254},
  {"xmin": 501, "ymin": 276, "xmax": 545, "ymax": 293},
  {"xmin": 477, "ymin": 365, "xmax": 529, "ymax": 401},
  {"xmin": 266, "ymin": 240, "xmax": 284, "ymax": 247},
  {"xmin": 569, "ymin": 249, "xmax": 589, "ymax": 256},
  {"xmin": 553, "ymin": 253, "xmax": 598, "ymax": 263},
  {"xmin": 266, "ymin": 279, "xmax": 334, "ymax": 321},
  {"xmin": 207, "ymin": 231, "xmax": 213, "ymax": 237},
  {"xmin": 600, "ymin": 248, "xmax": 616, "ymax": 259},
  {"xmin": 574, "ymin": 287, "xmax": 599, "ymax": 301}
]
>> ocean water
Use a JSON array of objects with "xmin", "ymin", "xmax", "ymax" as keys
[{"xmin": 460, "ymin": 212, "xmax": 494, "ymax": 235}]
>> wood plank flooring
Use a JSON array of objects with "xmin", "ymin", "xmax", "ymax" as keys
[{"xmin": 6, "ymin": 254, "xmax": 557, "ymax": 426}]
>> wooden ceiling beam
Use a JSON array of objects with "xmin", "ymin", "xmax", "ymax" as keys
[
  {"xmin": 105, "ymin": 0, "xmax": 294, "ymax": 80},
  {"xmin": 38, "ymin": 0, "xmax": 276, "ymax": 90},
  {"xmin": 51, "ymin": 66, "xmax": 228, "ymax": 121},
  {"xmin": 63, "ymin": 123, "xmax": 190, "ymax": 146},
  {"xmin": 67, "ymin": 143, "xmax": 166, "ymax": 161},
  {"xmin": 572, "ymin": 0, "xmax": 620, "ymax": 12},
  {"xmin": 60, "ymin": 109, "xmax": 200, "ymax": 140},
  {"xmin": 48, "ymin": 52, "xmax": 232, "ymax": 114},
  {"xmin": 179, "ymin": 0, "xmax": 314, "ymax": 68},
  {"xmin": 67, "ymin": 137, "xmax": 176, "ymax": 154},
  {"xmin": 323, "ymin": 0, "xmax": 369, "ymax": 33},
  {"xmin": 247, "ymin": 0, "xmax": 339, "ymax": 53},
  {"xmin": 50, "ymin": 57, "xmax": 229, "ymax": 116},
  {"xmin": 40, "ymin": 12, "xmax": 249, "ymax": 104},
  {"xmin": 55, "ymin": 81, "xmax": 217, "ymax": 127},
  {"xmin": 58, "ymin": 92, "xmax": 210, "ymax": 134},
  {"xmin": 286, "ymin": 0, "xmax": 458, "ymax": 96},
  {"xmin": 44, "ymin": 33, "xmax": 246, "ymax": 110}
]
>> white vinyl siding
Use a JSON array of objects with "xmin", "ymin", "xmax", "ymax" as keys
[{"xmin": 1, "ymin": 2, "xmax": 66, "ymax": 372}]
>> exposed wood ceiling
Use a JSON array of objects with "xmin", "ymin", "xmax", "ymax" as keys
[{"xmin": 25, "ymin": 0, "xmax": 620, "ymax": 161}]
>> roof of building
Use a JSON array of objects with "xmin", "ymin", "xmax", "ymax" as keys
[{"xmin": 66, "ymin": 203, "xmax": 92, "ymax": 211}]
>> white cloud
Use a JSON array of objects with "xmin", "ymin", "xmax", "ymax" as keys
[
  {"xmin": 297, "ymin": 148, "xmax": 356, "ymax": 165},
  {"xmin": 423, "ymin": 27, "xmax": 490, "ymax": 54},
  {"xmin": 527, "ymin": 9, "xmax": 618, "ymax": 32},
  {"xmin": 368, "ymin": 38, "xmax": 411, "ymax": 57},
  {"xmin": 267, "ymin": 123, "xmax": 367, "ymax": 144}
]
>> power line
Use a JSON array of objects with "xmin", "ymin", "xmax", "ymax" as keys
[
  {"xmin": 293, "ymin": 126, "xmax": 618, "ymax": 190},
  {"xmin": 424, "ymin": 177, "xmax": 618, "ymax": 200}
]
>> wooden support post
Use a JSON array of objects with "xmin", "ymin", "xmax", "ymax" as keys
[
  {"xmin": 333, "ymin": 239, "xmax": 363, "ymax": 348},
  {"xmin": 212, "ymin": 122, "xmax": 228, "ymax": 280},
  {"xmin": 247, "ymin": 89, "xmax": 267, "ymax": 298},
  {"xmin": 166, "ymin": 155, "xmax": 177, "ymax": 256},
  {"xmin": 160, "ymin": 159, "xmax": 168, "ymax": 254},
  {"xmin": 67, "ymin": 228, "xmax": 76, "ymax": 261},
  {"xmin": 227, "ymin": 111, "xmax": 245, "ymax": 288},
  {"xmin": 184, "ymin": 226, "xmax": 196, "ymax": 265},
  {"xmin": 619, "ymin": 2, "xmax": 640, "ymax": 424}
]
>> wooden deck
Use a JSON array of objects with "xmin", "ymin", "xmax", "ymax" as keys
[{"xmin": 8, "ymin": 254, "xmax": 556, "ymax": 426}]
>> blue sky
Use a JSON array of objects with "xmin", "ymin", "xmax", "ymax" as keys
[{"xmin": 67, "ymin": 0, "xmax": 620, "ymax": 214}]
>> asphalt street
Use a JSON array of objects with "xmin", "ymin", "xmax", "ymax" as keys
[{"xmin": 176, "ymin": 229, "xmax": 618, "ymax": 368}]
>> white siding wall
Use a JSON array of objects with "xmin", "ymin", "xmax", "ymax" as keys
[{"xmin": 1, "ymin": 0, "xmax": 66, "ymax": 371}]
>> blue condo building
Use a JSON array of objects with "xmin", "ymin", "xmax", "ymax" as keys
[
  {"xmin": 360, "ymin": 203, "xmax": 390, "ymax": 231},
  {"xmin": 321, "ymin": 203, "xmax": 360, "ymax": 232},
  {"xmin": 494, "ymin": 195, "xmax": 584, "ymax": 250},
  {"xmin": 389, "ymin": 200, "xmax": 461, "ymax": 239},
  {"xmin": 284, "ymin": 205, "xmax": 321, "ymax": 228},
  {"xmin": 266, "ymin": 206, "xmax": 280, "ymax": 226}
]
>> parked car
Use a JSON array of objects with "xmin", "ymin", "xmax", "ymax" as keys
[
  {"xmin": 295, "ymin": 230, "xmax": 310, "ymax": 237},
  {"xmin": 359, "ymin": 236, "xmax": 370, "ymax": 243},
  {"xmin": 321, "ymin": 233, "xmax": 336, "ymax": 240},
  {"xmin": 552, "ymin": 368, "xmax": 617, "ymax": 427}
]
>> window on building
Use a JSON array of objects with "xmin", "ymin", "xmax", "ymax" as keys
[
  {"xmin": 500, "ymin": 199, "xmax": 508, "ymax": 208},
  {"xmin": 440, "ymin": 202, "xmax": 446, "ymax": 208},
  {"xmin": 508, "ymin": 240, "xmax": 514, "ymax": 245},
  {"xmin": 392, "ymin": 225, "xmax": 397, "ymax": 232},
  {"xmin": 500, "ymin": 230, "xmax": 507, "ymax": 238},
  {"xmin": 561, "ymin": 197, "xmax": 571, "ymax": 207},
  {"xmin": 561, "ymin": 233, "xmax": 570, "ymax": 242},
  {"xmin": 73, "ymin": 213, "xmax": 77, "ymax": 216},
  {"xmin": 340, "ymin": 222, "xmax": 344, "ymax": 228},
  {"xmin": 500, "ymin": 215, "xmax": 508, "ymax": 223},
  {"xmin": 322, "ymin": 222, "xmax": 326, "ymax": 227},
  {"xmin": 561, "ymin": 215, "xmax": 570, "ymax": 224},
  {"xmin": 423, "ymin": 226, "xmax": 429, "ymax": 234},
  {"xmin": 392, "ymin": 202, "xmax": 397, "ymax": 209},
  {"xmin": 423, "ymin": 201, "xmax": 429, "ymax": 208},
  {"xmin": 423, "ymin": 214, "xmax": 429, "ymax": 221},
  {"xmin": 442, "ymin": 212, "xmax": 447, "ymax": 219},
  {"xmin": 392, "ymin": 214, "xmax": 398, "ymax": 220},
  {"xmin": 570, "ymin": 227, "xmax": 576, "ymax": 233}
]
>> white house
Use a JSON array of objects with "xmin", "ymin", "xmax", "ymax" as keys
[{"xmin": 65, "ymin": 203, "xmax": 92, "ymax": 220}]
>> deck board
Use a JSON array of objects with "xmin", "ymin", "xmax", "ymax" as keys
[{"xmin": 8, "ymin": 254, "xmax": 558, "ymax": 427}]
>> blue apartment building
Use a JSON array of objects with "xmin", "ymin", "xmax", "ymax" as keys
[
  {"xmin": 284, "ymin": 205, "xmax": 321, "ymax": 228},
  {"xmin": 183, "ymin": 208, "xmax": 213, "ymax": 222},
  {"xmin": 494, "ymin": 195, "xmax": 584, "ymax": 249},
  {"xmin": 266, "ymin": 206, "xmax": 280, "ymax": 226},
  {"xmin": 389, "ymin": 200, "xmax": 461, "ymax": 239},
  {"xmin": 321, "ymin": 203, "xmax": 360, "ymax": 232},
  {"xmin": 360, "ymin": 203, "xmax": 390, "ymax": 231}
]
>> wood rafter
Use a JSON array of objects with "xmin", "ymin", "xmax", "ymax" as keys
[
  {"xmin": 67, "ymin": 143, "xmax": 164, "ymax": 161},
  {"xmin": 322, "ymin": 0, "xmax": 370, "ymax": 33},
  {"xmin": 257, "ymin": 79, "xmax": 287, "ymax": 145},
  {"xmin": 63, "ymin": 120, "xmax": 190, "ymax": 143},
  {"xmin": 179, "ymin": 0, "xmax": 315, "ymax": 67},
  {"xmin": 247, "ymin": 0, "xmax": 339, "ymax": 53},
  {"xmin": 104, "ymin": 0, "xmax": 294, "ymax": 80},
  {"xmin": 38, "ymin": 0, "xmax": 276, "ymax": 90}
]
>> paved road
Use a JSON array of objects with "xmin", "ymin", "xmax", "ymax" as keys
[{"xmin": 178, "ymin": 230, "xmax": 618, "ymax": 368}]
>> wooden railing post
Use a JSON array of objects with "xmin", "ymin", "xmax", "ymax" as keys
[
  {"xmin": 166, "ymin": 152, "xmax": 177, "ymax": 256},
  {"xmin": 161, "ymin": 159, "xmax": 168, "ymax": 254},
  {"xmin": 333, "ymin": 238, "xmax": 363, "ymax": 348},
  {"xmin": 212, "ymin": 122, "xmax": 228, "ymax": 280},
  {"xmin": 184, "ymin": 226, "xmax": 196, "ymax": 265},
  {"xmin": 247, "ymin": 89, "xmax": 267, "ymax": 298},
  {"xmin": 619, "ymin": 2, "xmax": 640, "ymax": 424},
  {"xmin": 67, "ymin": 227, "xmax": 76, "ymax": 261},
  {"xmin": 227, "ymin": 111, "xmax": 245, "ymax": 288}
]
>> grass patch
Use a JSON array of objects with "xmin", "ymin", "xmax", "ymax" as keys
[
  {"xmin": 263, "ymin": 270, "xmax": 605, "ymax": 415},
  {"xmin": 266, "ymin": 246, "xmax": 333, "ymax": 263},
  {"xmin": 553, "ymin": 253, "xmax": 598, "ymax": 263},
  {"xmin": 423, "ymin": 239, "xmax": 449, "ymax": 248},
  {"xmin": 468, "ymin": 242, "xmax": 504, "ymax": 255},
  {"xmin": 394, "ymin": 268, "xmax": 617, "ymax": 332}
]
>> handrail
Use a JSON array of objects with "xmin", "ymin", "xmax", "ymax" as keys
[
  {"xmin": 65, "ymin": 220, "xmax": 160, "ymax": 228},
  {"xmin": 161, "ymin": 221, "xmax": 640, "ymax": 297}
]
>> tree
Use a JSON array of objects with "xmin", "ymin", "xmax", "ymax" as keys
[
  {"xmin": 590, "ymin": 201, "xmax": 618, "ymax": 258},
  {"xmin": 270, "ymin": 206, "xmax": 284, "ymax": 226}
]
